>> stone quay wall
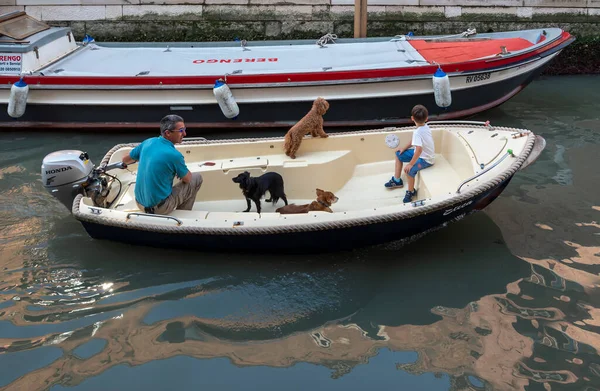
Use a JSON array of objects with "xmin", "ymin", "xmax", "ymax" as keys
[{"xmin": 0, "ymin": 0, "xmax": 599, "ymax": 73}]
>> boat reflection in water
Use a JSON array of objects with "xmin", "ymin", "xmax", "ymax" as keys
[{"xmin": 2, "ymin": 210, "xmax": 599, "ymax": 391}]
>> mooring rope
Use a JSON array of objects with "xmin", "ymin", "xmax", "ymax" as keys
[{"xmin": 316, "ymin": 33, "xmax": 338, "ymax": 48}]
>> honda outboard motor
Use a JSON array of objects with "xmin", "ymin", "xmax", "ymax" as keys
[
  {"xmin": 42, "ymin": 150, "xmax": 125, "ymax": 211},
  {"xmin": 42, "ymin": 150, "xmax": 94, "ymax": 211}
]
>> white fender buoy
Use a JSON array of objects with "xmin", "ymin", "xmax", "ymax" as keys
[
  {"xmin": 7, "ymin": 77, "xmax": 29, "ymax": 119},
  {"xmin": 432, "ymin": 68, "xmax": 452, "ymax": 108},
  {"xmin": 213, "ymin": 79, "xmax": 239, "ymax": 119}
]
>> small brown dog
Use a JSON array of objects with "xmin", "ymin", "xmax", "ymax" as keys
[
  {"xmin": 276, "ymin": 188, "xmax": 339, "ymax": 214},
  {"xmin": 283, "ymin": 97, "xmax": 330, "ymax": 159}
]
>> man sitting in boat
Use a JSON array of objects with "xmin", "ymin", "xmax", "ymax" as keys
[
  {"xmin": 121, "ymin": 114, "xmax": 203, "ymax": 214},
  {"xmin": 384, "ymin": 104, "xmax": 435, "ymax": 203}
]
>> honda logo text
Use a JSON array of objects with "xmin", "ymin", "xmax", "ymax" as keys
[{"xmin": 45, "ymin": 166, "xmax": 72, "ymax": 175}]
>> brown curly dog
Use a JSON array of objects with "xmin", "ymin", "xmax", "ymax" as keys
[{"xmin": 283, "ymin": 97, "xmax": 330, "ymax": 159}]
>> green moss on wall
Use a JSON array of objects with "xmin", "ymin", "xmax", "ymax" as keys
[
  {"xmin": 530, "ymin": 12, "xmax": 590, "ymax": 23},
  {"xmin": 81, "ymin": 21, "xmax": 267, "ymax": 42},
  {"xmin": 366, "ymin": 11, "xmax": 446, "ymax": 22},
  {"xmin": 543, "ymin": 36, "xmax": 600, "ymax": 75}
]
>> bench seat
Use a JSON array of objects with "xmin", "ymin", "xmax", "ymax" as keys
[{"xmin": 418, "ymin": 155, "xmax": 463, "ymax": 198}]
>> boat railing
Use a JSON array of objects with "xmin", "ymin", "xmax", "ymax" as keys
[
  {"xmin": 456, "ymin": 149, "xmax": 514, "ymax": 194},
  {"xmin": 126, "ymin": 212, "xmax": 183, "ymax": 226}
]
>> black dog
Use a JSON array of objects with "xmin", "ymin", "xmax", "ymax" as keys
[{"xmin": 232, "ymin": 171, "xmax": 288, "ymax": 213}]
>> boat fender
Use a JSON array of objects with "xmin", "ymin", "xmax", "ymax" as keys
[
  {"xmin": 213, "ymin": 79, "xmax": 240, "ymax": 119},
  {"xmin": 432, "ymin": 68, "xmax": 452, "ymax": 108},
  {"xmin": 7, "ymin": 77, "xmax": 29, "ymax": 119}
]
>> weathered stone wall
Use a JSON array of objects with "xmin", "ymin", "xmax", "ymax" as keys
[
  {"xmin": 0, "ymin": 1, "xmax": 598, "ymax": 73},
  {"xmin": 1, "ymin": 0, "xmax": 599, "ymax": 40}
]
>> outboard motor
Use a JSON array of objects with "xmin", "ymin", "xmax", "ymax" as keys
[
  {"xmin": 42, "ymin": 150, "xmax": 93, "ymax": 211},
  {"xmin": 42, "ymin": 150, "xmax": 125, "ymax": 211}
]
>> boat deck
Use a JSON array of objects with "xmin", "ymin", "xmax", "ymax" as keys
[
  {"xmin": 42, "ymin": 30, "xmax": 548, "ymax": 77},
  {"xmin": 111, "ymin": 154, "xmax": 463, "ymax": 216},
  {"xmin": 410, "ymin": 37, "xmax": 539, "ymax": 63},
  {"xmin": 46, "ymin": 40, "xmax": 429, "ymax": 77}
]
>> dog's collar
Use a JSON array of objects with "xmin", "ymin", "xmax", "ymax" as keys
[{"xmin": 317, "ymin": 200, "xmax": 331, "ymax": 208}]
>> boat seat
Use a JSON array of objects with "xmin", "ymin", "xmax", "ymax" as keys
[
  {"xmin": 188, "ymin": 150, "xmax": 356, "ymax": 200},
  {"xmin": 112, "ymin": 182, "xmax": 138, "ymax": 212},
  {"xmin": 418, "ymin": 155, "xmax": 462, "ymax": 198},
  {"xmin": 269, "ymin": 150, "xmax": 352, "ymax": 168},
  {"xmin": 221, "ymin": 157, "xmax": 268, "ymax": 171},
  {"xmin": 343, "ymin": 154, "xmax": 463, "ymax": 200},
  {"xmin": 190, "ymin": 150, "xmax": 352, "ymax": 172}
]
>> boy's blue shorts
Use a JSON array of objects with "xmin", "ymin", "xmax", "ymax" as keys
[{"xmin": 395, "ymin": 149, "xmax": 433, "ymax": 178}]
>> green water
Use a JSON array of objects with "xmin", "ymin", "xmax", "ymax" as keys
[{"xmin": 0, "ymin": 75, "xmax": 599, "ymax": 391}]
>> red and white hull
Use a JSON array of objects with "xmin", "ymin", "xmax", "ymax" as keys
[{"xmin": 0, "ymin": 15, "xmax": 575, "ymax": 131}]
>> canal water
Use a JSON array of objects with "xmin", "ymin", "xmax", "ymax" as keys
[{"xmin": 0, "ymin": 75, "xmax": 599, "ymax": 391}]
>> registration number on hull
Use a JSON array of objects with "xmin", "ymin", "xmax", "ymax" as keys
[{"xmin": 466, "ymin": 72, "xmax": 491, "ymax": 83}]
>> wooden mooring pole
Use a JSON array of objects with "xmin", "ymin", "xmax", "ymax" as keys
[{"xmin": 354, "ymin": 0, "xmax": 367, "ymax": 38}]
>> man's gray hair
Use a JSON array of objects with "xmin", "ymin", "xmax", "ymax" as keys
[{"xmin": 160, "ymin": 114, "xmax": 184, "ymax": 135}]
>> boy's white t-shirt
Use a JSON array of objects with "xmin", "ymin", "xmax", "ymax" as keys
[{"xmin": 412, "ymin": 124, "xmax": 435, "ymax": 164}]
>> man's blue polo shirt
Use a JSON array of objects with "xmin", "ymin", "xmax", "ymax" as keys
[{"xmin": 130, "ymin": 136, "xmax": 189, "ymax": 208}]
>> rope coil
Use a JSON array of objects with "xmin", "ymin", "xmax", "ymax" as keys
[
  {"xmin": 316, "ymin": 33, "xmax": 338, "ymax": 48},
  {"xmin": 462, "ymin": 28, "xmax": 477, "ymax": 37}
]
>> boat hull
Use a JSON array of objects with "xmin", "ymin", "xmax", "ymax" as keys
[
  {"xmin": 79, "ymin": 176, "xmax": 512, "ymax": 253},
  {"xmin": 0, "ymin": 51, "xmax": 560, "ymax": 131}
]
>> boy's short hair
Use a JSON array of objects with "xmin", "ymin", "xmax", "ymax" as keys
[{"xmin": 411, "ymin": 105, "xmax": 428, "ymax": 123}]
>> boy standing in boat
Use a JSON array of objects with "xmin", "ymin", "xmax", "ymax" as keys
[
  {"xmin": 384, "ymin": 104, "xmax": 435, "ymax": 203},
  {"xmin": 122, "ymin": 114, "xmax": 203, "ymax": 214}
]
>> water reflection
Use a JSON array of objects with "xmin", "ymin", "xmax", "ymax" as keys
[{"xmin": 5, "ymin": 211, "xmax": 592, "ymax": 391}]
